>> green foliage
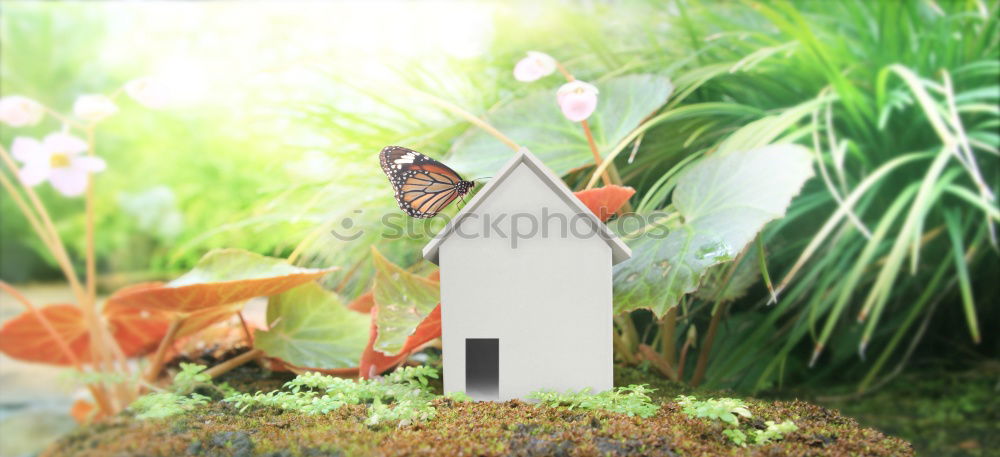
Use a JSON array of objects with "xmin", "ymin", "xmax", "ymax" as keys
[
  {"xmin": 171, "ymin": 363, "xmax": 212, "ymax": 395},
  {"xmin": 449, "ymin": 74, "xmax": 674, "ymax": 178},
  {"xmin": 370, "ymin": 248, "xmax": 440, "ymax": 355},
  {"xmin": 722, "ymin": 428, "xmax": 748, "ymax": 447},
  {"xmin": 129, "ymin": 392, "xmax": 211, "ymax": 420},
  {"xmin": 676, "ymin": 395, "xmax": 797, "ymax": 447},
  {"xmin": 675, "ymin": 395, "xmax": 751, "ymax": 427},
  {"xmin": 528, "ymin": 384, "xmax": 660, "ymax": 418},
  {"xmin": 613, "ymin": 144, "xmax": 814, "ymax": 316},
  {"xmin": 129, "ymin": 363, "xmax": 222, "ymax": 419},
  {"xmin": 255, "ymin": 282, "xmax": 369, "ymax": 369},
  {"xmin": 224, "ymin": 366, "xmax": 440, "ymax": 426},
  {"xmin": 754, "ymin": 420, "xmax": 799, "ymax": 445},
  {"xmin": 658, "ymin": 0, "xmax": 999, "ymax": 391},
  {"xmin": 444, "ymin": 391, "xmax": 472, "ymax": 403}
]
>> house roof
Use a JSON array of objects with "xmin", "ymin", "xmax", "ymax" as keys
[{"xmin": 422, "ymin": 148, "xmax": 632, "ymax": 265}]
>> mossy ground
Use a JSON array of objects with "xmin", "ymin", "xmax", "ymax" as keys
[
  {"xmin": 43, "ymin": 365, "xmax": 912, "ymax": 457},
  {"xmin": 801, "ymin": 362, "xmax": 1000, "ymax": 457}
]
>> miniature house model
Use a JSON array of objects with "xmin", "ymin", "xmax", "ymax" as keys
[{"xmin": 423, "ymin": 148, "xmax": 631, "ymax": 401}]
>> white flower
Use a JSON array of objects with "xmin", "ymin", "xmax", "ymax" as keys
[
  {"xmin": 513, "ymin": 51, "xmax": 557, "ymax": 82},
  {"xmin": 0, "ymin": 95, "xmax": 44, "ymax": 127},
  {"xmin": 556, "ymin": 80, "xmax": 599, "ymax": 122},
  {"xmin": 73, "ymin": 94, "xmax": 118, "ymax": 122},
  {"xmin": 124, "ymin": 76, "xmax": 173, "ymax": 109},
  {"xmin": 12, "ymin": 133, "xmax": 106, "ymax": 197}
]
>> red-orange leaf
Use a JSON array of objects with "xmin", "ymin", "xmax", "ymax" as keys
[
  {"xmin": 359, "ymin": 304, "xmax": 441, "ymax": 378},
  {"xmin": 347, "ymin": 291, "xmax": 375, "ymax": 313},
  {"xmin": 106, "ymin": 249, "xmax": 336, "ymax": 313},
  {"xmin": 106, "ymin": 304, "xmax": 172, "ymax": 357},
  {"xmin": 0, "ymin": 304, "xmax": 89, "ymax": 365},
  {"xmin": 574, "ymin": 185, "xmax": 636, "ymax": 222}
]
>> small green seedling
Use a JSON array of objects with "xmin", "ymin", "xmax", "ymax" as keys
[
  {"xmin": 753, "ymin": 420, "xmax": 799, "ymax": 444},
  {"xmin": 675, "ymin": 395, "xmax": 751, "ymax": 426},
  {"xmin": 675, "ymin": 395, "xmax": 797, "ymax": 446},
  {"xmin": 528, "ymin": 384, "xmax": 660, "ymax": 418},
  {"xmin": 129, "ymin": 363, "xmax": 221, "ymax": 419},
  {"xmin": 225, "ymin": 365, "xmax": 440, "ymax": 426}
]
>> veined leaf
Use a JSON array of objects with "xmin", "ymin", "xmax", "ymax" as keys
[
  {"xmin": 107, "ymin": 249, "xmax": 335, "ymax": 313},
  {"xmin": 614, "ymin": 144, "xmax": 814, "ymax": 316},
  {"xmin": 360, "ymin": 304, "xmax": 441, "ymax": 379},
  {"xmin": 0, "ymin": 300, "xmax": 174, "ymax": 365},
  {"xmin": 255, "ymin": 282, "xmax": 369, "ymax": 370},
  {"xmin": 693, "ymin": 244, "xmax": 761, "ymax": 303},
  {"xmin": 448, "ymin": 74, "xmax": 674, "ymax": 177},
  {"xmin": 0, "ymin": 304, "xmax": 89, "ymax": 365},
  {"xmin": 370, "ymin": 248, "xmax": 440, "ymax": 355}
]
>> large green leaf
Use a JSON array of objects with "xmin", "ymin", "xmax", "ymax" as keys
[
  {"xmin": 447, "ymin": 74, "xmax": 674, "ymax": 177},
  {"xmin": 614, "ymin": 144, "xmax": 814, "ymax": 316},
  {"xmin": 255, "ymin": 282, "xmax": 369, "ymax": 369},
  {"xmin": 370, "ymin": 248, "xmax": 440, "ymax": 355}
]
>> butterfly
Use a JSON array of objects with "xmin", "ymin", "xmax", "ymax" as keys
[{"xmin": 379, "ymin": 146, "xmax": 475, "ymax": 218}]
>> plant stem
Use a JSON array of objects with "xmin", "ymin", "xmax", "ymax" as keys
[
  {"xmin": 0, "ymin": 146, "xmax": 88, "ymax": 307},
  {"xmin": 145, "ymin": 316, "xmax": 183, "ymax": 383},
  {"xmin": 659, "ymin": 307, "xmax": 677, "ymax": 366},
  {"xmin": 677, "ymin": 337, "xmax": 692, "ymax": 380},
  {"xmin": 237, "ymin": 312, "xmax": 254, "ymax": 345},
  {"xmin": 689, "ymin": 247, "xmax": 749, "ymax": 387},
  {"xmin": 690, "ymin": 301, "xmax": 726, "ymax": 387},
  {"xmin": 205, "ymin": 348, "xmax": 263, "ymax": 379},
  {"xmin": 612, "ymin": 329, "xmax": 637, "ymax": 365},
  {"xmin": 614, "ymin": 314, "xmax": 640, "ymax": 353},
  {"xmin": 581, "ymin": 120, "xmax": 613, "ymax": 187},
  {"xmin": 81, "ymin": 127, "xmax": 119, "ymax": 389},
  {"xmin": 637, "ymin": 344, "xmax": 677, "ymax": 381},
  {"xmin": 0, "ymin": 170, "xmax": 52, "ymax": 247}
]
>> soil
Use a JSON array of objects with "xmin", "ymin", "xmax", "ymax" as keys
[{"xmin": 42, "ymin": 366, "xmax": 913, "ymax": 457}]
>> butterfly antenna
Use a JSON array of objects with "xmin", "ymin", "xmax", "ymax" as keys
[{"xmin": 471, "ymin": 176, "xmax": 493, "ymax": 182}]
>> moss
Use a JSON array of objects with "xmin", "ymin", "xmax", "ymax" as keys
[
  {"xmin": 44, "ymin": 391, "xmax": 912, "ymax": 456},
  {"xmin": 42, "ymin": 362, "xmax": 913, "ymax": 456}
]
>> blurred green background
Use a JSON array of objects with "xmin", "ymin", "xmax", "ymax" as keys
[{"xmin": 1, "ymin": 1, "xmax": 997, "ymax": 455}]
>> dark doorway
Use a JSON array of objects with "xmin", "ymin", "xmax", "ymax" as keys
[{"xmin": 465, "ymin": 338, "xmax": 499, "ymax": 400}]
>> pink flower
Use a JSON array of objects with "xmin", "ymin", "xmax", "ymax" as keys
[
  {"xmin": 125, "ymin": 76, "xmax": 173, "ymax": 109},
  {"xmin": 513, "ymin": 51, "xmax": 557, "ymax": 82},
  {"xmin": 12, "ymin": 133, "xmax": 106, "ymax": 197},
  {"xmin": 0, "ymin": 96, "xmax": 44, "ymax": 127},
  {"xmin": 557, "ymin": 80, "xmax": 599, "ymax": 122},
  {"xmin": 73, "ymin": 94, "xmax": 118, "ymax": 122}
]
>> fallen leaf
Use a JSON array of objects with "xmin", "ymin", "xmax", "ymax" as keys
[{"xmin": 573, "ymin": 185, "xmax": 636, "ymax": 222}]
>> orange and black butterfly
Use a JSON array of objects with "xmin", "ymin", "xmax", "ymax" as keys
[{"xmin": 379, "ymin": 146, "xmax": 475, "ymax": 218}]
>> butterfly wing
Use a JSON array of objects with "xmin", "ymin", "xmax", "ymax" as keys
[{"xmin": 380, "ymin": 146, "xmax": 470, "ymax": 218}]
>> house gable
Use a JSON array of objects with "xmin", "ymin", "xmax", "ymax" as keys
[{"xmin": 422, "ymin": 148, "xmax": 631, "ymax": 265}]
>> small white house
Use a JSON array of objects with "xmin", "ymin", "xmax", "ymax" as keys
[{"xmin": 423, "ymin": 148, "xmax": 631, "ymax": 401}]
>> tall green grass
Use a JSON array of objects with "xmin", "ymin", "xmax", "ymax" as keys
[{"xmin": 625, "ymin": 0, "xmax": 998, "ymax": 390}]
